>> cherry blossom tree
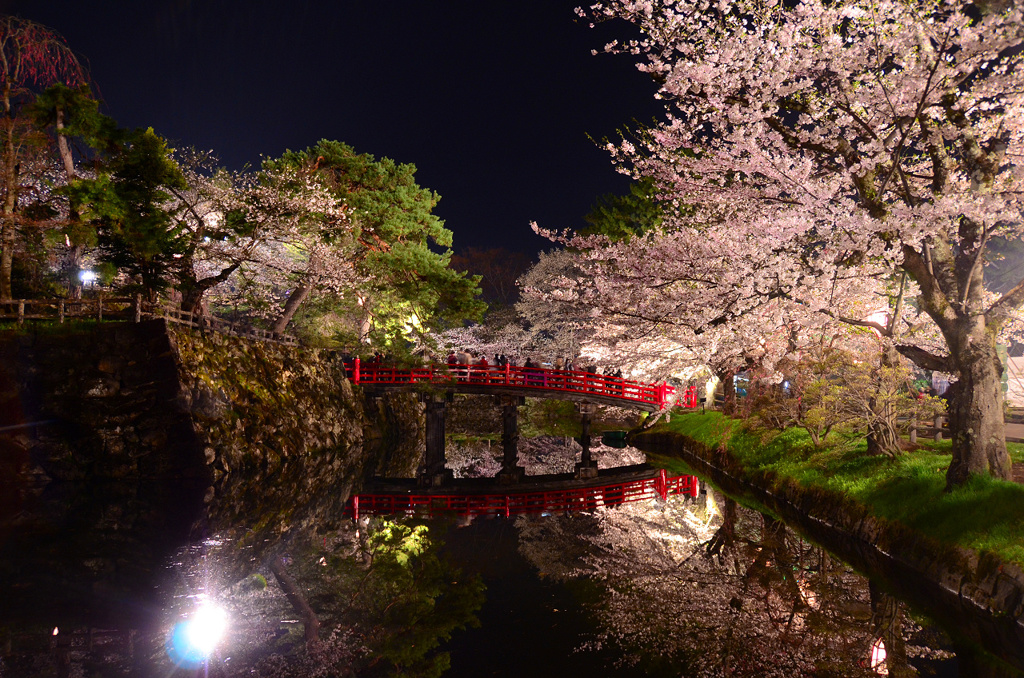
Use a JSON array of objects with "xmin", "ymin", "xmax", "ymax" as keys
[
  {"xmin": 585, "ymin": 0, "xmax": 1024, "ymax": 485},
  {"xmin": 172, "ymin": 155, "xmax": 353, "ymax": 318},
  {"xmin": 0, "ymin": 16, "xmax": 87, "ymax": 299}
]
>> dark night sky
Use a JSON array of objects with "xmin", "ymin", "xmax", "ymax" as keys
[{"xmin": 3, "ymin": 1, "xmax": 662, "ymax": 255}]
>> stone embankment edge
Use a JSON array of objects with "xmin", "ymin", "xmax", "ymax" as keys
[{"xmin": 630, "ymin": 429, "xmax": 1024, "ymax": 672}]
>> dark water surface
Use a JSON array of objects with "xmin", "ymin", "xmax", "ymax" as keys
[
  {"xmin": 0, "ymin": 468, "xmax": 993, "ymax": 677},
  {"xmin": 440, "ymin": 518, "xmax": 647, "ymax": 678}
]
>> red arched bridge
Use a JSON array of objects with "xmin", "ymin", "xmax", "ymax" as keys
[
  {"xmin": 346, "ymin": 358, "xmax": 700, "ymax": 412},
  {"xmin": 345, "ymin": 359, "xmax": 700, "ymax": 488},
  {"xmin": 347, "ymin": 467, "xmax": 700, "ymax": 519}
]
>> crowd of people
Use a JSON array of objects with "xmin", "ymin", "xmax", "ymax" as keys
[
  {"xmin": 342, "ymin": 349, "xmax": 638, "ymax": 396},
  {"xmin": 440, "ymin": 349, "xmax": 626, "ymax": 391}
]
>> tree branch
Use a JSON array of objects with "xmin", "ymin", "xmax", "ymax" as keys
[
  {"xmin": 987, "ymin": 275, "xmax": 1024, "ymax": 328},
  {"xmin": 893, "ymin": 344, "xmax": 951, "ymax": 372},
  {"xmin": 900, "ymin": 243, "xmax": 956, "ymax": 326}
]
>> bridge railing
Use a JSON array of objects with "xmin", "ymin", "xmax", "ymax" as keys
[
  {"xmin": 347, "ymin": 359, "xmax": 679, "ymax": 409},
  {"xmin": 348, "ymin": 471, "xmax": 700, "ymax": 519}
]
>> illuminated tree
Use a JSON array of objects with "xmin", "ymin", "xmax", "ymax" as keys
[
  {"xmin": 585, "ymin": 0, "xmax": 1024, "ymax": 485},
  {"xmin": 264, "ymin": 140, "xmax": 484, "ymax": 344},
  {"xmin": 0, "ymin": 16, "xmax": 86, "ymax": 300}
]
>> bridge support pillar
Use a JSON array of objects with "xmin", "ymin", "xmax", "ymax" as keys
[
  {"xmin": 575, "ymin": 402, "xmax": 598, "ymax": 479},
  {"xmin": 419, "ymin": 394, "xmax": 453, "ymax": 487},
  {"xmin": 497, "ymin": 396, "xmax": 525, "ymax": 484}
]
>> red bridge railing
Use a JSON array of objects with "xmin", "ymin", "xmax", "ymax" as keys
[
  {"xmin": 348, "ymin": 471, "xmax": 699, "ymax": 519},
  {"xmin": 346, "ymin": 358, "xmax": 690, "ymax": 410}
]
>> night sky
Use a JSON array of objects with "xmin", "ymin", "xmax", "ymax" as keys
[{"xmin": 4, "ymin": 0, "xmax": 662, "ymax": 255}]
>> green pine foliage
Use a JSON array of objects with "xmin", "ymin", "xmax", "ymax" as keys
[
  {"xmin": 68, "ymin": 128, "xmax": 188, "ymax": 297},
  {"xmin": 311, "ymin": 520, "xmax": 485, "ymax": 678},
  {"xmin": 579, "ymin": 177, "xmax": 664, "ymax": 241},
  {"xmin": 267, "ymin": 140, "xmax": 484, "ymax": 346}
]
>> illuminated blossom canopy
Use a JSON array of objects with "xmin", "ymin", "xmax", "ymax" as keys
[{"xmin": 573, "ymin": 0, "xmax": 1024, "ymax": 486}]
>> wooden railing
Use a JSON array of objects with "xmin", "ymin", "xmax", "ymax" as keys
[
  {"xmin": 0, "ymin": 296, "xmax": 298, "ymax": 346},
  {"xmin": 908, "ymin": 415, "xmax": 950, "ymax": 443},
  {"xmin": 0, "ymin": 296, "xmax": 139, "ymax": 323}
]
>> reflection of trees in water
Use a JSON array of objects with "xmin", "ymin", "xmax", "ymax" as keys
[
  {"xmin": 516, "ymin": 492, "xmax": 950, "ymax": 676},
  {"xmin": 446, "ymin": 437, "xmax": 645, "ymax": 479},
  {"xmin": 0, "ymin": 521, "xmax": 483, "ymax": 677},
  {"xmin": 200, "ymin": 520, "xmax": 485, "ymax": 678}
]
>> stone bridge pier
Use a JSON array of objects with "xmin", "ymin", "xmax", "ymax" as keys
[
  {"xmin": 415, "ymin": 394, "xmax": 600, "ymax": 487},
  {"xmin": 575, "ymin": 402, "xmax": 598, "ymax": 479}
]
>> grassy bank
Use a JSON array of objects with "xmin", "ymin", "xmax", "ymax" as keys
[{"xmin": 646, "ymin": 411, "xmax": 1024, "ymax": 568}]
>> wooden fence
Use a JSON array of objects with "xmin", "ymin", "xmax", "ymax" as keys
[{"xmin": 0, "ymin": 295, "xmax": 298, "ymax": 346}]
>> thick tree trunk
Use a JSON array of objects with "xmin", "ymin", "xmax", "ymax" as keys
[
  {"xmin": 272, "ymin": 285, "xmax": 310, "ymax": 335},
  {"xmin": 66, "ymin": 244, "xmax": 84, "ymax": 299},
  {"xmin": 179, "ymin": 263, "xmax": 241, "ymax": 314},
  {"xmin": 946, "ymin": 329, "xmax": 1011, "ymax": 488},
  {"xmin": 705, "ymin": 494, "xmax": 738, "ymax": 559},
  {"xmin": 901, "ymin": 241, "xmax": 1012, "ymax": 488},
  {"xmin": 1, "ymin": 106, "xmax": 17, "ymax": 301},
  {"xmin": 718, "ymin": 369, "xmax": 737, "ymax": 415}
]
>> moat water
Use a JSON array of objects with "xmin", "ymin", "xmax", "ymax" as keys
[{"xmin": 0, "ymin": 438, "xmax": 995, "ymax": 677}]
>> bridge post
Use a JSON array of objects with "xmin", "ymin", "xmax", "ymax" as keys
[
  {"xmin": 419, "ymin": 394, "xmax": 452, "ymax": 487},
  {"xmin": 497, "ymin": 396, "xmax": 525, "ymax": 484},
  {"xmin": 575, "ymin": 402, "xmax": 598, "ymax": 479}
]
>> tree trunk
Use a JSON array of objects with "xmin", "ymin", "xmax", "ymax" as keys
[
  {"xmin": 705, "ymin": 494, "xmax": 738, "ymax": 560},
  {"xmin": 869, "ymin": 581, "xmax": 915, "ymax": 678},
  {"xmin": 179, "ymin": 262, "xmax": 241, "ymax": 314},
  {"xmin": 867, "ymin": 343, "xmax": 902, "ymax": 458},
  {"xmin": 945, "ymin": 327, "xmax": 1011, "ymax": 488},
  {"xmin": 358, "ymin": 304, "xmax": 373, "ymax": 344},
  {"xmin": 0, "ymin": 217, "xmax": 13, "ymax": 301},
  {"xmin": 272, "ymin": 285, "xmax": 310, "ymax": 335},
  {"xmin": 718, "ymin": 369, "xmax": 737, "ymax": 415},
  {"xmin": 269, "ymin": 556, "xmax": 320, "ymax": 647},
  {"xmin": 55, "ymin": 104, "xmax": 84, "ymax": 298},
  {"xmin": 1, "ymin": 90, "xmax": 17, "ymax": 301}
]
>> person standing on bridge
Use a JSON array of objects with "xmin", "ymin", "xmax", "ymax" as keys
[{"xmin": 457, "ymin": 348, "xmax": 472, "ymax": 381}]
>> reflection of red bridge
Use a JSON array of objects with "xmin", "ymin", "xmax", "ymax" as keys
[
  {"xmin": 348, "ymin": 468, "xmax": 700, "ymax": 519},
  {"xmin": 347, "ymin": 359, "xmax": 699, "ymax": 412}
]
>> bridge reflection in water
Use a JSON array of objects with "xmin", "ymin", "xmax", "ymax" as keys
[{"xmin": 348, "ymin": 468, "xmax": 700, "ymax": 519}]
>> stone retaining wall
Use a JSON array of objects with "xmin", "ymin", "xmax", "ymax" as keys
[{"xmin": 0, "ymin": 319, "xmax": 423, "ymax": 593}]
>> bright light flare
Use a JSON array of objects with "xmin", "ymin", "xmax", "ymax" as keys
[
  {"xmin": 186, "ymin": 604, "xmax": 228, "ymax": 655},
  {"xmin": 167, "ymin": 603, "xmax": 228, "ymax": 668},
  {"xmin": 79, "ymin": 270, "xmax": 97, "ymax": 283}
]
